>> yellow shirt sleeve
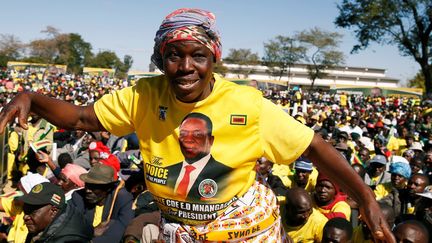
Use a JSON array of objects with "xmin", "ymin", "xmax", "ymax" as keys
[
  {"xmin": 260, "ymin": 98, "xmax": 314, "ymax": 165},
  {"xmin": 333, "ymin": 201, "xmax": 352, "ymax": 220},
  {"xmin": 1, "ymin": 197, "xmax": 20, "ymax": 217},
  {"xmin": 94, "ymin": 86, "xmax": 138, "ymax": 137},
  {"xmin": 8, "ymin": 131, "xmax": 19, "ymax": 152}
]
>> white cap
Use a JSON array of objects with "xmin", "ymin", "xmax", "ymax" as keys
[{"xmin": 20, "ymin": 172, "xmax": 49, "ymax": 193}]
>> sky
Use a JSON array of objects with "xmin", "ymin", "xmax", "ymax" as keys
[{"xmin": 0, "ymin": 0, "xmax": 420, "ymax": 85}]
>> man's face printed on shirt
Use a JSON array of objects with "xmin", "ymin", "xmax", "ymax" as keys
[{"xmin": 179, "ymin": 117, "xmax": 214, "ymax": 163}]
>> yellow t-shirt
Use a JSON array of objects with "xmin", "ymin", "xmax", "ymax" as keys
[
  {"xmin": 315, "ymin": 200, "xmax": 352, "ymax": 221},
  {"xmin": 283, "ymin": 208, "xmax": 328, "ymax": 243},
  {"xmin": 352, "ymin": 225, "xmax": 374, "ymax": 243},
  {"xmin": 340, "ymin": 94, "xmax": 347, "ymax": 107},
  {"xmin": 94, "ymin": 73, "xmax": 314, "ymax": 225},
  {"xmin": 282, "ymin": 168, "xmax": 318, "ymax": 193},
  {"xmin": 2, "ymin": 197, "xmax": 27, "ymax": 243},
  {"xmin": 93, "ymin": 205, "xmax": 104, "ymax": 227}
]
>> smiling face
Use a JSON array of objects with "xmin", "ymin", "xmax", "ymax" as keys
[
  {"xmin": 391, "ymin": 173, "xmax": 407, "ymax": 189},
  {"xmin": 179, "ymin": 117, "xmax": 214, "ymax": 163},
  {"xmin": 163, "ymin": 41, "xmax": 214, "ymax": 103}
]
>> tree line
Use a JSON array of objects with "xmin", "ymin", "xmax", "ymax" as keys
[
  {"xmin": 0, "ymin": 26, "xmax": 132, "ymax": 78},
  {"xmin": 1, "ymin": 1, "xmax": 431, "ymax": 94}
]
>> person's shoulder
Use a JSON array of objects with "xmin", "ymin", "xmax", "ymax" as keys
[
  {"xmin": 213, "ymin": 73, "xmax": 262, "ymax": 97},
  {"xmin": 310, "ymin": 208, "xmax": 328, "ymax": 223},
  {"xmin": 135, "ymin": 75, "xmax": 167, "ymax": 89}
]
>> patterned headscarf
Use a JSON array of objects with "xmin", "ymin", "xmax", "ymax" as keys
[{"xmin": 151, "ymin": 8, "xmax": 222, "ymax": 71}]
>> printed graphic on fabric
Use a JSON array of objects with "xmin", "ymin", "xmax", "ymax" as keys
[{"xmin": 164, "ymin": 112, "xmax": 233, "ymax": 203}]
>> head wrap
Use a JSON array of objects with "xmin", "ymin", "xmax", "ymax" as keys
[
  {"xmin": 389, "ymin": 162, "xmax": 411, "ymax": 179},
  {"xmin": 151, "ymin": 8, "xmax": 222, "ymax": 71},
  {"xmin": 317, "ymin": 172, "xmax": 341, "ymax": 195},
  {"xmin": 62, "ymin": 164, "xmax": 87, "ymax": 188},
  {"xmin": 101, "ymin": 155, "xmax": 120, "ymax": 181},
  {"xmin": 20, "ymin": 172, "xmax": 49, "ymax": 193},
  {"xmin": 89, "ymin": 141, "xmax": 119, "ymax": 180}
]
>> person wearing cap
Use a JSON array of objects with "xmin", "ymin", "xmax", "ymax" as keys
[
  {"xmin": 409, "ymin": 142, "xmax": 424, "ymax": 157},
  {"xmin": 415, "ymin": 186, "xmax": 432, "ymax": 238},
  {"xmin": 21, "ymin": 182, "xmax": 93, "ymax": 243},
  {"xmin": 70, "ymin": 164, "xmax": 133, "ymax": 243},
  {"xmin": 57, "ymin": 163, "xmax": 87, "ymax": 201},
  {"xmin": 284, "ymin": 158, "xmax": 318, "ymax": 193},
  {"xmin": 0, "ymin": 173, "xmax": 49, "ymax": 243},
  {"xmin": 364, "ymin": 155, "xmax": 391, "ymax": 189},
  {"xmin": 313, "ymin": 172, "xmax": 351, "ymax": 221},
  {"xmin": 0, "ymin": 8, "xmax": 395, "ymax": 242}
]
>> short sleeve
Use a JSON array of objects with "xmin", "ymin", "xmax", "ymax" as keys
[
  {"xmin": 259, "ymin": 98, "xmax": 314, "ymax": 164},
  {"xmin": 94, "ymin": 86, "xmax": 137, "ymax": 137}
]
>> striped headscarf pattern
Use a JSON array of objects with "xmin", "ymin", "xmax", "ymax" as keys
[{"xmin": 151, "ymin": 8, "xmax": 222, "ymax": 71}]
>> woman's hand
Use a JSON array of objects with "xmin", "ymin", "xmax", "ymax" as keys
[
  {"xmin": 359, "ymin": 200, "xmax": 395, "ymax": 242},
  {"xmin": 0, "ymin": 92, "xmax": 32, "ymax": 134}
]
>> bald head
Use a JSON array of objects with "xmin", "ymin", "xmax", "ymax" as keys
[
  {"xmin": 408, "ymin": 173, "xmax": 430, "ymax": 197},
  {"xmin": 285, "ymin": 188, "xmax": 312, "ymax": 227},
  {"xmin": 393, "ymin": 220, "xmax": 429, "ymax": 243}
]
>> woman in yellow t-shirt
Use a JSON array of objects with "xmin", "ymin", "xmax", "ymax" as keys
[{"xmin": 0, "ymin": 8, "xmax": 394, "ymax": 243}]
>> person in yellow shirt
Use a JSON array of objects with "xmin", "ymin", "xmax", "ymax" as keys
[
  {"xmin": 339, "ymin": 92, "xmax": 348, "ymax": 107},
  {"xmin": 282, "ymin": 187, "xmax": 328, "ymax": 243},
  {"xmin": 0, "ymin": 8, "xmax": 395, "ymax": 242},
  {"xmin": 283, "ymin": 159, "xmax": 318, "ymax": 193},
  {"xmin": 313, "ymin": 172, "xmax": 351, "ymax": 221}
]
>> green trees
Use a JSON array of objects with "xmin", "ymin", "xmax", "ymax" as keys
[
  {"xmin": 0, "ymin": 34, "xmax": 23, "ymax": 67},
  {"xmin": 335, "ymin": 0, "xmax": 432, "ymax": 95},
  {"xmin": 224, "ymin": 48, "xmax": 260, "ymax": 78},
  {"xmin": 262, "ymin": 36, "xmax": 306, "ymax": 81},
  {"xmin": 0, "ymin": 26, "xmax": 133, "ymax": 77},
  {"xmin": 262, "ymin": 29, "xmax": 344, "ymax": 89},
  {"xmin": 296, "ymin": 27, "xmax": 345, "ymax": 89}
]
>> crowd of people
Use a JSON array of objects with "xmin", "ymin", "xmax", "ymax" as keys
[{"xmin": 0, "ymin": 7, "xmax": 430, "ymax": 243}]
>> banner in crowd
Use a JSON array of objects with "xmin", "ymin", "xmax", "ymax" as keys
[
  {"xmin": 7, "ymin": 61, "xmax": 67, "ymax": 80},
  {"xmin": 83, "ymin": 67, "xmax": 115, "ymax": 78},
  {"xmin": 330, "ymin": 85, "xmax": 423, "ymax": 98}
]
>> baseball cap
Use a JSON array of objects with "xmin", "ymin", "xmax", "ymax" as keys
[
  {"xmin": 369, "ymin": 155, "xmax": 387, "ymax": 165},
  {"xmin": 20, "ymin": 182, "xmax": 65, "ymax": 208}
]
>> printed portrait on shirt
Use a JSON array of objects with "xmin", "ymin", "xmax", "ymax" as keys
[{"xmin": 165, "ymin": 112, "xmax": 233, "ymax": 202}]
